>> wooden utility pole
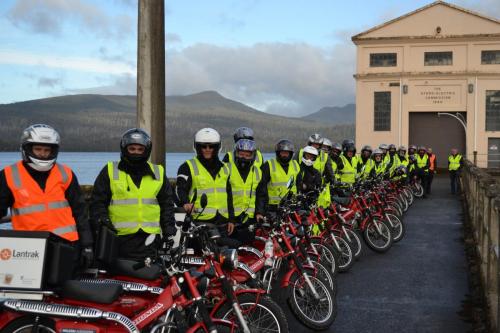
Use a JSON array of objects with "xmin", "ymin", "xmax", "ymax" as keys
[{"xmin": 137, "ymin": 0, "xmax": 166, "ymax": 166}]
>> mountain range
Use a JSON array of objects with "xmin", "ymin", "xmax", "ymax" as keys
[
  {"xmin": 0, "ymin": 91, "xmax": 355, "ymax": 152},
  {"xmin": 302, "ymin": 104, "xmax": 355, "ymax": 124}
]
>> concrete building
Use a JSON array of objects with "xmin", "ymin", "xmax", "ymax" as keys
[{"xmin": 352, "ymin": 1, "xmax": 500, "ymax": 167}]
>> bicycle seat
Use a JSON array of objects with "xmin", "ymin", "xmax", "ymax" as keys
[{"xmin": 61, "ymin": 280, "xmax": 122, "ymax": 304}]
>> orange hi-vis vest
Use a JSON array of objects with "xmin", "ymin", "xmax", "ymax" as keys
[
  {"xmin": 4, "ymin": 161, "xmax": 79, "ymax": 242},
  {"xmin": 429, "ymin": 154, "xmax": 436, "ymax": 171}
]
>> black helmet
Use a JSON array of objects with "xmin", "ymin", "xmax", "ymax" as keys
[
  {"xmin": 234, "ymin": 139, "xmax": 256, "ymax": 169},
  {"xmin": 361, "ymin": 145, "xmax": 372, "ymax": 153},
  {"xmin": 342, "ymin": 139, "xmax": 355, "ymax": 150},
  {"xmin": 343, "ymin": 143, "xmax": 356, "ymax": 154},
  {"xmin": 388, "ymin": 144, "xmax": 396, "ymax": 150},
  {"xmin": 120, "ymin": 128, "xmax": 152, "ymax": 164},
  {"xmin": 275, "ymin": 139, "xmax": 294, "ymax": 164},
  {"xmin": 332, "ymin": 142, "xmax": 342, "ymax": 152},
  {"xmin": 233, "ymin": 127, "xmax": 254, "ymax": 143}
]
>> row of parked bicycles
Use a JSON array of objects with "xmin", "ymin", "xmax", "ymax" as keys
[{"xmin": 0, "ymin": 176, "xmax": 424, "ymax": 333}]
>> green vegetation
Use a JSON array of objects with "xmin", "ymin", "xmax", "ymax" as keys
[{"xmin": 0, "ymin": 91, "xmax": 354, "ymax": 152}]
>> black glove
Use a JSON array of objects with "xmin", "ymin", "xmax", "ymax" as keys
[
  {"xmin": 80, "ymin": 247, "xmax": 94, "ymax": 269},
  {"xmin": 99, "ymin": 217, "xmax": 117, "ymax": 234},
  {"xmin": 162, "ymin": 224, "xmax": 178, "ymax": 238}
]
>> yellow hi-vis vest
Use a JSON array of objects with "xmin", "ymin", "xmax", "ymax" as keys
[
  {"xmin": 228, "ymin": 162, "xmax": 261, "ymax": 219},
  {"xmin": 340, "ymin": 155, "xmax": 358, "ymax": 184},
  {"xmin": 359, "ymin": 158, "xmax": 374, "ymax": 179},
  {"xmin": 386, "ymin": 154, "xmax": 400, "ymax": 177},
  {"xmin": 186, "ymin": 158, "xmax": 230, "ymax": 220},
  {"xmin": 372, "ymin": 161, "xmax": 386, "ymax": 177},
  {"xmin": 267, "ymin": 159, "xmax": 300, "ymax": 205},
  {"xmin": 298, "ymin": 148, "xmax": 327, "ymax": 176},
  {"xmin": 227, "ymin": 150, "xmax": 264, "ymax": 169},
  {"xmin": 448, "ymin": 154, "xmax": 462, "ymax": 171},
  {"xmin": 108, "ymin": 161, "xmax": 164, "ymax": 236},
  {"xmin": 416, "ymin": 154, "xmax": 429, "ymax": 172}
]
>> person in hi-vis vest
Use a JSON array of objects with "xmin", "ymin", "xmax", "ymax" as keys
[
  {"xmin": 90, "ymin": 128, "xmax": 176, "ymax": 260},
  {"xmin": 255, "ymin": 139, "xmax": 300, "ymax": 221},
  {"xmin": 448, "ymin": 148, "xmax": 463, "ymax": 195},
  {"xmin": 0, "ymin": 124, "xmax": 94, "ymax": 269},
  {"xmin": 427, "ymin": 147, "xmax": 437, "ymax": 195},
  {"xmin": 223, "ymin": 127, "xmax": 264, "ymax": 169},
  {"xmin": 176, "ymin": 128, "xmax": 235, "ymax": 239},
  {"xmin": 227, "ymin": 138, "xmax": 262, "ymax": 245}
]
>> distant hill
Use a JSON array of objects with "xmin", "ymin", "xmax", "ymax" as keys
[
  {"xmin": 302, "ymin": 104, "xmax": 355, "ymax": 124},
  {"xmin": 0, "ymin": 91, "xmax": 355, "ymax": 152}
]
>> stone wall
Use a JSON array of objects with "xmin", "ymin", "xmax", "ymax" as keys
[{"xmin": 461, "ymin": 160, "xmax": 500, "ymax": 331}]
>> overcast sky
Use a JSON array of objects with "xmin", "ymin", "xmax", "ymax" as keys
[{"xmin": 1, "ymin": 0, "xmax": 499, "ymax": 117}]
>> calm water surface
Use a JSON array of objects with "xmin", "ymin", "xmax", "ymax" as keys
[{"xmin": 0, "ymin": 152, "xmax": 275, "ymax": 185}]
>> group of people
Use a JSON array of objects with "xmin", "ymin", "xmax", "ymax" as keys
[{"xmin": 0, "ymin": 123, "xmax": 464, "ymax": 268}]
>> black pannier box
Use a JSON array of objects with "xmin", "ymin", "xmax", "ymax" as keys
[
  {"xmin": 96, "ymin": 225, "xmax": 119, "ymax": 266},
  {"xmin": 0, "ymin": 230, "xmax": 77, "ymax": 290}
]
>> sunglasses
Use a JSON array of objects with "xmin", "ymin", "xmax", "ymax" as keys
[{"xmin": 200, "ymin": 144, "xmax": 217, "ymax": 150}]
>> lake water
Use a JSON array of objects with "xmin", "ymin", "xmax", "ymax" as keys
[{"xmin": 0, "ymin": 152, "xmax": 275, "ymax": 185}]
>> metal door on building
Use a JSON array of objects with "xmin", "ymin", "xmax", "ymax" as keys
[
  {"xmin": 409, "ymin": 112, "xmax": 466, "ymax": 168},
  {"xmin": 488, "ymin": 138, "xmax": 500, "ymax": 168}
]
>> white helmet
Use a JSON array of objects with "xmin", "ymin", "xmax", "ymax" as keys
[
  {"xmin": 194, "ymin": 128, "xmax": 221, "ymax": 157},
  {"xmin": 302, "ymin": 146, "xmax": 318, "ymax": 167},
  {"xmin": 21, "ymin": 124, "xmax": 60, "ymax": 171}
]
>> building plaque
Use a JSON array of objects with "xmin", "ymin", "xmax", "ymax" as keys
[{"xmin": 413, "ymin": 85, "xmax": 463, "ymax": 107}]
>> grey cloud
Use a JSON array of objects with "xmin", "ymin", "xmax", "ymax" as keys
[
  {"xmin": 38, "ymin": 77, "xmax": 61, "ymax": 88},
  {"xmin": 165, "ymin": 42, "xmax": 356, "ymax": 116},
  {"xmin": 69, "ymin": 74, "xmax": 136, "ymax": 95},
  {"xmin": 7, "ymin": 0, "xmax": 134, "ymax": 38},
  {"xmin": 66, "ymin": 42, "xmax": 356, "ymax": 117}
]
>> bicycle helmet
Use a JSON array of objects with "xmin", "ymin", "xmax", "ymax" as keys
[
  {"xmin": 120, "ymin": 128, "xmax": 152, "ymax": 164},
  {"xmin": 302, "ymin": 146, "xmax": 318, "ymax": 167},
  {"xmin": 234, "ymin": 139, "xmax": 256, "ymax": 169},
  {"xmin": 21, "ymin": 124, "xmax": 60, "ymax": 171},
  {"xmin": 275, "ymin": 139, "xmax": 295, "ymax": 164},
  {"xmin": 233, "ymin": 127, "xmax": 254, "ymax": 142},
  {"xmin": 194, "ymin": 128, "xmax": 221, "ymax": 158}
]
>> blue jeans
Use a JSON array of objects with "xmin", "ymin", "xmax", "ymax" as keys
[{"xmin": 450, "ymin": 171, "xmax": 460, "ymax": 194}]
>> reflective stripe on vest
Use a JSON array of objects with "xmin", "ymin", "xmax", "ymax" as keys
[
  {"xmin": 448, "ymin": 154, "xmax": 462, "ymax": 171},
  {"xmin": 4, "ymin": 161, "xmax": 79, "ymax": 241},
  {"xmin": 108, "ymin": 161, "xmax": 164, "ymax": 236},
  {"xmin": 340, "ymin": 155, "xmax": 358, "ymax": 184},
  {"xmin": 417, "ymin": 154, "xmax": 429, "ymax": 170},
  {"xmin": 187, "ymin": 158, "xmax": 230, "ymax": 220},
  {"xmin": 229, "ymin": 163, "xmax": 261, "ymax": 219},
  {"xmin": 267, "ymin": 159, "xmax": 299, "ymax": 204}
]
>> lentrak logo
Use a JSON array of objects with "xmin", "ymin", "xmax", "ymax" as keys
[{"xmin": 0, "ymin": 248, "xmax": 12, "ymax": 260}]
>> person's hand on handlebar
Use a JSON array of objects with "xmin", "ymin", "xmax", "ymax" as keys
[{"xmin": 183, "ymin": 203, "xmax": 194, "ymax": 214}]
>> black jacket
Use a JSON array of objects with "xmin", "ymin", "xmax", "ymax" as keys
[
  {"xmin": 89, "ymin": 161, "xmax": 176, "ymax": 236},
  {"xmin": 176, "ymin": 157, "xmax": 234, "ymax": 223},
  {"xmin": 0, "ymin": 161, "xmax": 93, "ymax": 247},
  {"xmin": 296, "ymin": 164, "xmax": 322, "ymax": 194}
]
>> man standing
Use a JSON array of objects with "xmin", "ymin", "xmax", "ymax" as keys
[
  {"xmin": 0, "ymin": 124, "xmax": 94, "ymax": 268},
  {"xmin": 90, "ymin": 128, "xmax": 176, "ymax": 260},
  {"xmin": 255, "ymin": 139, "xmax": 300, "ymax": 220},
  {"xmin": 427, "ymin": 148, "xmax": 437, "ymax": 195},
  {"xmin": 415, "ymin": 146, "xmax": 430, "ymax": 198},
  {"xmin": 448, "ymin": 148, "xmax": 463, "ymax": 195},
  {"xmin": 176, "ymin": 128, "xmax": 234, "ymax": 235},
  {"xmin": 227, "ymin": 138, "xmax": 261, "ymax": 245}
]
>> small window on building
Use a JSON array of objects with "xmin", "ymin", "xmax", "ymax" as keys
[
  {"xmin": 374, "ymin": 92, "xmax": 391, "ymax": 131},
  {"xmin": 370, "ymin": 53, "xmax": 397, "ymax": 67},
  {"xmin": 482, "ymin": 50, "xmax": 500, "ymax": 64},
  {"xmin": 424, "ymin": 51, "xmax": 453, "ymax": 66},
  {"xmin": 486, "ymin": 90, "xmax": 500, "ymax": 131}
]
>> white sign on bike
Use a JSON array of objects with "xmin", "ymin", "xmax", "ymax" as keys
[{"xmin": 0, "ymin": 237, "xmax": 47, "ymax": 289}]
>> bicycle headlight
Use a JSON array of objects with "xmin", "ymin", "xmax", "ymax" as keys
[{"xmin": 220, "ymin": 248, "xmax": 238, "ymax": 270}]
